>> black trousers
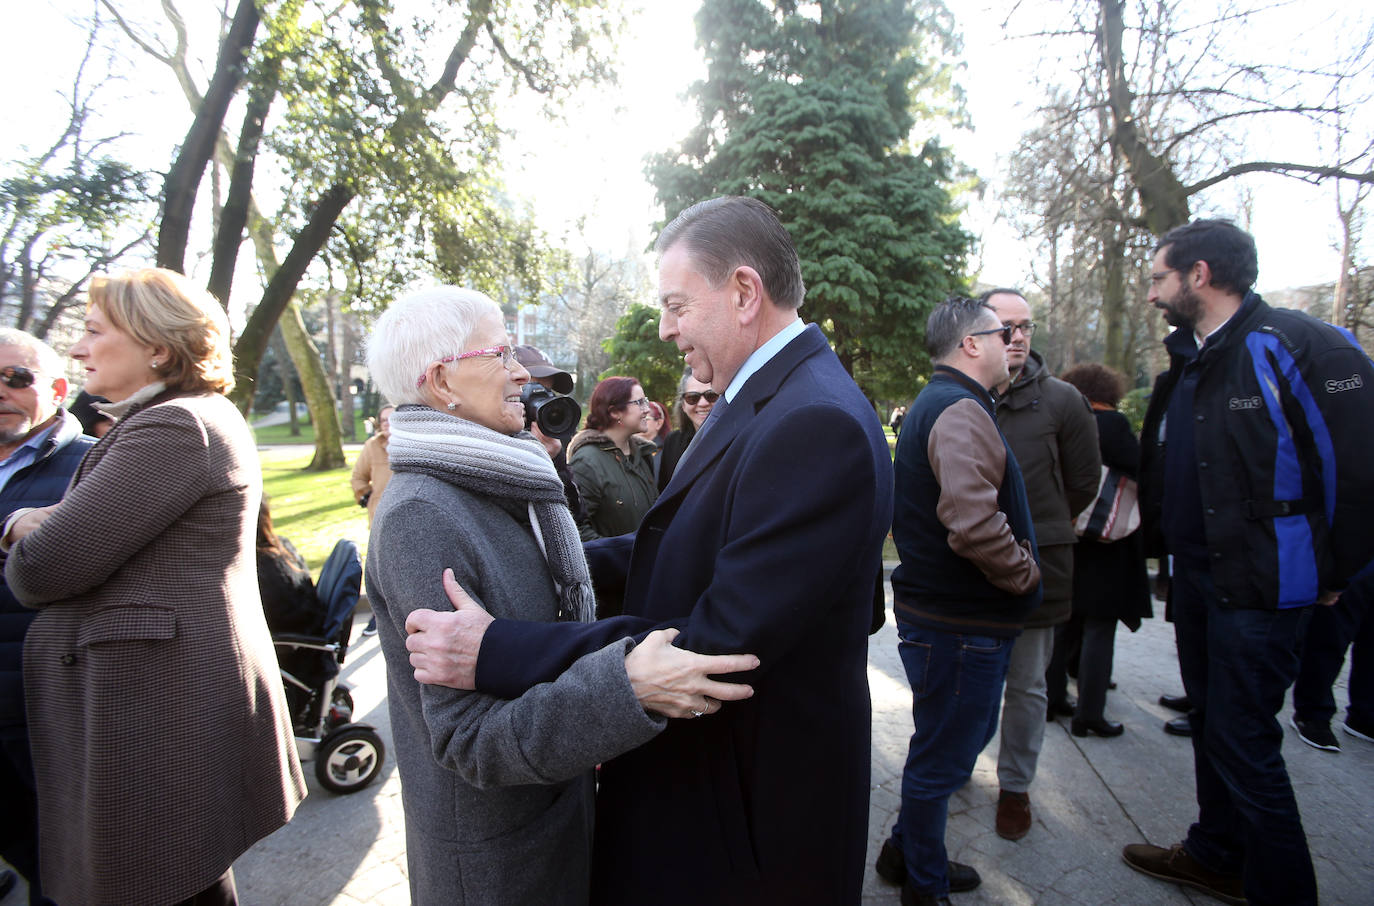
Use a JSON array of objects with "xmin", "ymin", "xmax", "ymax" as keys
[{"xmin": 0, "ymin": 732, "xmax": 48, "ymax": 906}]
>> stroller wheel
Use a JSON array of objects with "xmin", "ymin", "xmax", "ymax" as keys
[{"xmin": 315, "ymin": 726, "xmax": 385, "ymax": 794}]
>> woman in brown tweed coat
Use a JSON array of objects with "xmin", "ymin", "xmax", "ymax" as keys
[{"xmin": 2, "ymin": 269, "xmax": 305, "ymax": 906}]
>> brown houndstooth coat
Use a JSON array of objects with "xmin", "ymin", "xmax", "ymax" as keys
[{"xmin": 6, "ymin": 390, "xmax": 306, "ymax": 906}]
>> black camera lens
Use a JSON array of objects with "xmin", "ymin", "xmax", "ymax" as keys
[{"xmin": 522, "ymin": 384, "xmax": 581, "ymax": 438}]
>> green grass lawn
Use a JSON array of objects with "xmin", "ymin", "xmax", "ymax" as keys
[
  {"xmin": 251, "ymin": 411, "xmax": 370, "ymax": 446},
  {"xmin": 259, "ymin": 448, "xmax": 369, "ymax": 574}
]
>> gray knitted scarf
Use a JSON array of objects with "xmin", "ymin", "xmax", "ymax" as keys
[{"xmin": 386, "ymin": 405, "xmax": 594, "ymax": 623}]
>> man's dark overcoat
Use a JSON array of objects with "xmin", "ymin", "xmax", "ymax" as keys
[{"xmin": 477, "ymin": 324, "xmax": 894, "ymax": 905}]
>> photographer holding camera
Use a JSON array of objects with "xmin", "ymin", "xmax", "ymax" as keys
[{"xmin": 513, "ymin": 346, "xmax": 588, "ymax": 533}]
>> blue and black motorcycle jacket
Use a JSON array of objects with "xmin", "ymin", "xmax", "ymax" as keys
[{"xmin": 1140, "ymin": 292, "xmax": 1374, "ymax": 610}]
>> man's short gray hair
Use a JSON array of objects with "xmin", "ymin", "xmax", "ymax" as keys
[
  {"xmin": 925, "ymin": 296, "xmax": 996, "ymax": 361},
  {"xmin": 0, "ymin": 327, "xmax": 64, "ymax": 378},
  {"xmin": 366, "ymin": 287, "xmax": 503, "ymax": 406}
]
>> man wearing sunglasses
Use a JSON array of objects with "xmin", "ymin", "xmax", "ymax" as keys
[
  {"xmin": 0, "ymin": 329, "xmax": 96, "ymax": 906},
  {"xmin": 879, "ymin": 297, "xmax": 1042, "ymax": 906},
  {"xmin": 405, "ymin": 196, "xmax": 894, "ymax": 905},
  {"xmin": 978, "ymin": 288, "xmax": 1101, "ymax": 843}
]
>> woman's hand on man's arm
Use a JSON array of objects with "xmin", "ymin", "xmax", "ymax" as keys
[{"xmin": 624, "ymin": 628, "xmax": 757, "ymax": 720}]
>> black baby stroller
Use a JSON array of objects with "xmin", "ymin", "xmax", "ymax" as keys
[{"xmin": 272, "ymin": 538, "xmax": 386, "ymax": 794}]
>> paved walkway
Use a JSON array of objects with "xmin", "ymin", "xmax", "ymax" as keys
[{"xmin": 4, "ymin": 584, "xmax": 1371, "ymax": 904}]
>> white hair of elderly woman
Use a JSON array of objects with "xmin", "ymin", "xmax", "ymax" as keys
[{"xmin": 366, "ymin": 286, "xmax": 502, "ymax": 406}]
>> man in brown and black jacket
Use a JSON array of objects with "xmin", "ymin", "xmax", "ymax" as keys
[{"xmin": 877, "ymin": 296, "xmax": 1042, "ymax": 906}]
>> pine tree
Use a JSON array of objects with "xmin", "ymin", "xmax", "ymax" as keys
[{"xmin": 648, "ymin": 0, "xmax": 973, "ymax": 401}]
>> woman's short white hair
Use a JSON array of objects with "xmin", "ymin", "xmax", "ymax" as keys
[{"xmin": 366, "ymin": 286, "xmax": 503, "ymax": 406}]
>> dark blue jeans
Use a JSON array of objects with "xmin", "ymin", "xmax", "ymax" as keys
[
  {"xmin": 1173, "ymin": 565, "xmax": 1316, "ymax": 906},
  {"xmin": 888, "ymin": 621, "xmax": 1012, "ymax": 896}
]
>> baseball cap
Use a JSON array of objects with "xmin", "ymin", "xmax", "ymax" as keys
[{"xmin": 512, "ymin": 345, "xmax": 574, "ymax": 394}]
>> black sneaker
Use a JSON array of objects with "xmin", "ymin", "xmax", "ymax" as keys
[
  {"xmin": 1342, "ymin": 714, "xmax": 1374, "ymax": 743},
  {"xmin": 876, "ymin": 843, "xmax": 979, "ymax": 894},
  {"xmin": 1290, "ymin": 715, "xmax": 1340, "ymax": 751},
  {"xmin": 947, "ymin": 861, "xmax": 981, "ymax": 893}
]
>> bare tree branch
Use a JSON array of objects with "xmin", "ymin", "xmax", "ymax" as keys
[
  {"xmin": 1187, "ymin": 161, "xmax": 1374, "ymax": 195},
  {"xmin": 424, "ymin": 0, "xmax": 493, "ymax": 104},
  {"xmin": 484, "ymin": 21, "xmax": 551, "ymax": 93},
  {"xmin": 156, "ymin": 0, "xmax": 259, "ymax": 272}
]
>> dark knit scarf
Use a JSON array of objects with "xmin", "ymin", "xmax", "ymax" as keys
[{"xmin": 387, "ymin": 405, "xmax": 594, "ymax": 622}]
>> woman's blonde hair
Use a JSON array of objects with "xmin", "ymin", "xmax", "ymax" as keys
[{"xmin": 88, "ymin": 268, "xmax": 235, "ymax": 395}]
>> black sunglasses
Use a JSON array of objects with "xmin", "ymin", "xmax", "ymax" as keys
[
  {"xmin": 681, "ymin": 390, "xmax": 720, "ymax": 405},
  {"xmin": 969, "ymin": 325, "xmax": 1014, "ymax": 345},
  {"xmin": 0, "ymin": 366, "xmax": 36, "ymax": 389}
]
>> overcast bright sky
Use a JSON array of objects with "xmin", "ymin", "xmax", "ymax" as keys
[
  {"xmin": 507, "ymin": 1, "xmax": 1370, "ymax": 293},
  {"xmin": 6, "ymin": 0, "xmax": 1367, "ymax": 296}
]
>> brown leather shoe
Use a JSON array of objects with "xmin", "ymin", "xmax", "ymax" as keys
[
  {"xmin": 995, "ymin": 789, "xmax": 1031, "ymax": 840},
  {"xmin": 1122, "ymin": 842, "xmax": 1246, "ymax": 905}
]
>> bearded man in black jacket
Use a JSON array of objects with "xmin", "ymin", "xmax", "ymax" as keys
[{"xmin": 1123, "ymin": 219, "xmax": 1374, "ymax": 906}]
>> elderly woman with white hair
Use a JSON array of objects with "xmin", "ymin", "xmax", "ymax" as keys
[{"xmin": 364, "ymin": 286, "xmax": 757, "ymax": 906}]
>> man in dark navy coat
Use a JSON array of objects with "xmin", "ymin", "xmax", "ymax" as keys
[
  {"xmin": 406, "ymin": 196, "xmax": 894, "ymax": 905},
  {"xmin": 0, "ymin": 329, "xmax": 95, "ymax": 905}
]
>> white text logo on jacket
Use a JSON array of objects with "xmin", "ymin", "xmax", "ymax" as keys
[{"xmin": 1325, "ymin": 374, "xmax": 1364, "ymax": 393}]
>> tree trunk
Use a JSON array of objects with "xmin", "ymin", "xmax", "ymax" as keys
[
  {"xmin": 270, "ymin": 325, "xmax": 301, "ymax": 436},
  {"xmin": 209, "ymin": 58, "xmax": 279, "ymax": 307},
  {"xmin": 229, "ymin": 182, "xmax": 354, "ymax": 410},
  {"xmin": 278, "ymin": 302, "xmax": 345, "ymax": 470},
  {"xmin": 324, "ymin": 287, "xmax": 338, "ymax": 396},
  {"xmin": 17, "ymin": 237, "xmax": 37, "ymax": 332},
  {"xmin": 1101, "ymin": 220, "xmax": 1127, "ymax": 371},
  {"xmin": 1098, "ymin": 0, "xmax": 1190, "ymax": 235},
  {"xmin": 136, "ymin": 0, "xmax": 341, "ymax": 471},
  {"xmin": 157, "ymin": 0, "xmax": 260, "ymax": 273},
  {"xmin": 235, "ymin": 193, "xmax": 350, "ymax": 467},
  {"xmin": 338, "ymin": 308, "xmax": 356, "ymax": 441},
  {"xmin": 1335, "ymin": 206, "xmax": 1356, "ymax": 328},
  {"xmin": 1047, "ymin": 225, "xmax": 1067, "ymax": 370}
]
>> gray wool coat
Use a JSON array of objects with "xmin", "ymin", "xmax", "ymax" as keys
[
  {"xmin": 6, "ymin": 391, "xmax": 306, "ymax": 906},
  {"xmin": 367, "ymin": 469, "xmax": 664, "ymax": 906}
]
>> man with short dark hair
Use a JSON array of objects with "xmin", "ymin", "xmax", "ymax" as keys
[
  {"xmin": 1124, "ymin": 219, "xmax": 1374, "ymax": 906},
  {"xmin": 0, "ymin": 329, "xmax": 95, "ymax": 905},
  {"xmin": 403, "ymin": 196, "xmax": 894, "ymax": 905},
  {"xmin": 876, "ymin": 297, "xmax": 1042, "ymax": 906}
]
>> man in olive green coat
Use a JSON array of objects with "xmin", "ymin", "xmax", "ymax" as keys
[{"xmin": 983, "ymin": 289, "xmax": 1101, "ymax": 841}]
